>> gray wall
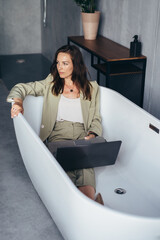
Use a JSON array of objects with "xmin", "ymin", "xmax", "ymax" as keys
[
  {"xmin": 96, "ymin": 0, "xmax": 160, "ymax": 119},
  {"xmin": 0, "ymin": 0, "xmax": 41, "ymax": 55},
  {"xmin": 41, "ymin": 0, "xmax": 80, "ymax": 61}
]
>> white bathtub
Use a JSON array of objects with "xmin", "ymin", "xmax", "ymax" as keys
[{"xmin": 13, "ymin": 86, "xmax": 160, "ymax": 240}]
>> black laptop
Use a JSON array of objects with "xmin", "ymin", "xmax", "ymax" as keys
[{"xmin": 56, "ymin": 139, "xmax": 122, "ymax": 171}]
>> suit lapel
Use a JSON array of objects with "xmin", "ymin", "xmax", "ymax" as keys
[
  {"xmin": 80, "ymin": 92, "xmax": 90, "ymax": 131},
  {"xmin": 40, "ymin": 90, "xmax": 61, "ymax": 141},
  {"xmin": 49, "ymin": 93, "xmax": 61, "ymax": 129}
]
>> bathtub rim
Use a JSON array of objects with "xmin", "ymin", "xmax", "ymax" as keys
[{"xmin": 100, "ymin": 86, "xmax": 160, "ymax": 127}]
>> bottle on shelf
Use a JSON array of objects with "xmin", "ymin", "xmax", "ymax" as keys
[{"xmin": 130, "ymin": 35, "xmax": 141, "ymax": 57}]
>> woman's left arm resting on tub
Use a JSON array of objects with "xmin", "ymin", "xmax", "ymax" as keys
[{"xmin": 6, "ymin": 74, "xmax": 52, "ymax": 118}]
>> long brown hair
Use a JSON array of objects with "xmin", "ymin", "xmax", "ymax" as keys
[{"xmin": 50, "ymin": 45, "xmax": 92, "ymax": 100}]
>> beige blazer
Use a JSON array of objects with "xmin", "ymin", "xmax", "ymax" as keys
[{"xmin": 7, "ymin": 74, "xmax": 102, "ymax": 141}]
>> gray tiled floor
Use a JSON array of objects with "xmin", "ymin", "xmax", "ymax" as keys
[
  {"xmin": 0, "ymin": 80, "xmax": 63, "ymax": 240},
  {"xmin": 0, "ymin": 54, "xmax": 51, "ymax": 90}
]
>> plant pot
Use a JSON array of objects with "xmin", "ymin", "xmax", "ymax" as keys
[{"xmin": 81, "ymin": 11, "xmax": 100, "ymax": 40}]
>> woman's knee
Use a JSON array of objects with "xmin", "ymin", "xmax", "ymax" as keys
[{"xmin": 78, "ymin": 185, "xmax": 95, "ymax": 200}]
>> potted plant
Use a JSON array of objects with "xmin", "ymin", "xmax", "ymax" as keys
[{"xmin": 73, "ymin": 0, "xmax": 100, "ymax": 40}]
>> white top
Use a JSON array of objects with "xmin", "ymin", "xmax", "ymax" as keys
[{"xmin": 56, "ymin": 95, "xmax": 84, "ymax": 123}]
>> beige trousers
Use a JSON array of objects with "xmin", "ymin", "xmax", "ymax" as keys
[{"xmin": 48, "ymin": 120, "xmax": 96, "ymax": 190}]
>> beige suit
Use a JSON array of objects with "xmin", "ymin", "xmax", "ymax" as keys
[{"xmin": 7, "ymin": 74, "xmax": 102, "ymax": 142}]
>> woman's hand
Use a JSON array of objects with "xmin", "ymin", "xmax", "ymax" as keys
[
  {"xmin": 84, "ymin": 133, "xmax": 96, "ymax": 140},
  {"xmin": 11, "ymin": 98, "xmax": 24, "ymax": 118}
]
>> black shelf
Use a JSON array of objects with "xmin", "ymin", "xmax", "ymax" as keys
[
  {"xmin": 68, "ymin": 36, "xmax": 147, "ymax": 107},
  {"xmin": 92, "ymin": 62, "xmax": 143, "ymax": 76}
]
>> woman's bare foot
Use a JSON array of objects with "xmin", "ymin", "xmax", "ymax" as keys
[{"xmin": 95, "ymin": 193, "xmax": 104, "ymax": 205}]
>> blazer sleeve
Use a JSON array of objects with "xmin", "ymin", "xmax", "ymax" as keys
[
  {"xmin": 6, "ymin": 74, "xmax": 53, "ymax": 102},
  {"xmin": 87, "ymin": 81, "xmax": 102, "ymax": 136}
]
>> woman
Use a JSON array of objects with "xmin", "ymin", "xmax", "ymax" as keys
[{"xmin": 7, "ymin": 45, "xmax": 103, "ymax": 203}]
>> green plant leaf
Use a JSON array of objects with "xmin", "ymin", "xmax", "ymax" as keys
[{"xmin": 73, "ymin": 0, "xmax": 95, "ymax": 13}]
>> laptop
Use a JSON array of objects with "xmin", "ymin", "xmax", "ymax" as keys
[{"xmin": 56, "ymin": 140, "xmax": 122, "ymax": 171}]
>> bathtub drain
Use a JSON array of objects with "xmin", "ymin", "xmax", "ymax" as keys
[{"xmin": 114, "ymin": 188, "xmax": 126, "ymax": 195}]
